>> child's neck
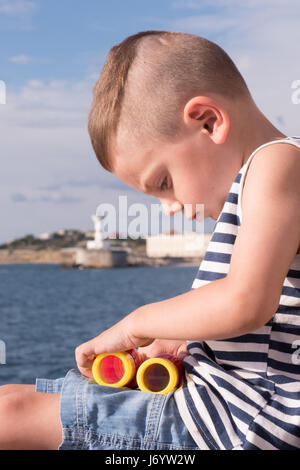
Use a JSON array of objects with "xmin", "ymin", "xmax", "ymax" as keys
[{"xmin": 235, "ymin": 101, "xmax": 286, "ymax": 168}]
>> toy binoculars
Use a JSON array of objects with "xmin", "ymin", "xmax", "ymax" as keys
[{"xmin": 92, "ymin": 349, "xmax": 183, "ymax": 395}]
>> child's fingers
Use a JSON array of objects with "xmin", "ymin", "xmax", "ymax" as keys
[
  {"xmin": 177, "ymin": 343, "xmax": 188, "ymax": 362},
  {"xmin": 177, "ymin": 350, "xmax": 187, "ymax": 361},
  {"xmin": 78, "ymin": 366, "xmax": 94, "ymax": 380},
  {"xmin": 75, "ymin": 342, "xmax": 96, "ymax": 375}
]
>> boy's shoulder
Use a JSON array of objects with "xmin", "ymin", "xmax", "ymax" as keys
[
  {"xmin": 252, "ymin": 138, "xmax": 300, "ymax": 161},
  {"xmin": 242, "ymin": 140, "xmax": 300, "ymax": 201},
  {"xmin": 227, "ymin": 139, "xmax": 300, "ymax": 325}
]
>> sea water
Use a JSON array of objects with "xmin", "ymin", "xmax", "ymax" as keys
[{"xmin": 0, "ymin": 264, "xmax": 198, "ymax": 385}]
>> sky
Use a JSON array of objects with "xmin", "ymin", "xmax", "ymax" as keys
[{"xmin": 0, "ymin": 0, "xmax": 299, "ymax": 243}]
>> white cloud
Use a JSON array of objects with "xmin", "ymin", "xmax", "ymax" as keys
[
  {"xmin": 11, "ymin": 191, "xmax": 83, "ymax": 204},
  {"xmin": 9, "ymin": 54, "xmax": 34, "ymax": 65},
  {"xmin": 0, "ymin": 76, "xmax": 161, "ymax": 242},
  {"xmin": 0, "ymin": 0, "xmax": 35, "ymax": 15},
  {"xmin": 0, "ymin": 0, "xmax": 36, "ymax": 30},
  {"xmin": 170, "ymin": 15, "xmax": 237, "ymax": 34},
  {"xmin": 1, "ymin": 2, "xmax": 299, "ymax": 242},
  {"xmin": 167, "ymin": 1, "xmax": 300, "ymax": 136},
  {"xmin": 3, "ymin": 78, "xmax": 93, "ymax": 128},
  {"xmin": 172, "ymin": 0, "xmax": 300, "ymax": 11},
  {"xmin": 0, "ymin": 76, "xmax": 214, "ymax": 242}
]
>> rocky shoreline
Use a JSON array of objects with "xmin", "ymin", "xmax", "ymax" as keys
[
  {"xmin": 0, "ymin": 249, "xmax": 201, "ymax": 268},
  {"xmin": 0, "ymin": 249, "xmax": 68, "ymax": 264}
]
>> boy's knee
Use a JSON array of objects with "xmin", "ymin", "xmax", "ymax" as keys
[
  {"xmin": 0, "ymin": 390, "xmax": 61, "ymax": 449},
  {"xmin": 0, "ymin": 392, "xmax": 34, "ymax": 448},
  {"xmin": 0, "ymin": 392, "xmax": 26, "ymax": 421}
]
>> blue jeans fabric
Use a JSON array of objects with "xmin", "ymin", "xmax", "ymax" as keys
[{"xmin": 35, "ymin": 369, "xmax": 198, "ymax": 450}]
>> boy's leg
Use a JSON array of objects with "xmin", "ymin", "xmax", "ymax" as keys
[
  {"xmin": 0, "ymin": 384, "xmax": 35, "ymax": 397},
  {"xmin": 0, "ymin": 387, "xmax": 62, "ymax": 450}
]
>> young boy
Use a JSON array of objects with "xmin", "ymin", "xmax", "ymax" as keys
[{"xmin": 0, "ymin": 31, "xmax": 299, "ymax": 450}]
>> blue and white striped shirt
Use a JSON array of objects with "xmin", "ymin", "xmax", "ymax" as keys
[{"xmin": 175, "ymin": 136, "xmax": 300, "ymax": 450}]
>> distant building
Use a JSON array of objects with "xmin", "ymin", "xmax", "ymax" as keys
[
  {"xmin": 39, "ymin": 232, "xmax": 53, "ymax": 241},
  {"xmin": 146, "ymin": 232, "xmax": 211, "ymax": 258}
]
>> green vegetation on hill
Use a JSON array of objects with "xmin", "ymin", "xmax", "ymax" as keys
[
  {"xmin": 0, "ymin": 230, "xmax": 90, "ymax": 251},
  {"xmin": 0, "ymin": 230, "xmax": 146, "ymax": 253}
]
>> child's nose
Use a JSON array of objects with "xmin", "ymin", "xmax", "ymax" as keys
[{"xmin": 161, "ymin": 200, "xmax": 183, "ymax": 216}]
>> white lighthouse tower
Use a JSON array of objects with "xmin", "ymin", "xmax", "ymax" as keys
[{"xmin": 87, "ymin": 214, "xmax": 110, "ymax": 250}]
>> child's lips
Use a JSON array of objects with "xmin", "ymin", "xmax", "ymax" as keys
[{"xmin": 194, "ymin": 211, "xmax": 204, "ymax": 222}]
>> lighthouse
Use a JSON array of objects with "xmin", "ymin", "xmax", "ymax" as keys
[{"xmin": 86, "ymin": 215, "xmax": 110, "ymax": 250}]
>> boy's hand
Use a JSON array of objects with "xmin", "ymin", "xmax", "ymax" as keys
[
  {"xmin": 137, "ymin": 339, "xmax": 187, "ymax": 361},
  {"xmin": 75, "ymin": 311, "xmax": 154, "ymax": 378}
]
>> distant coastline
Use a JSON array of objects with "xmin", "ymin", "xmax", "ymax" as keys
[
  {"xmin": 0, "ymin": 248, "xmax": 201, "ymax": 268},
  {"xmin": 0, "ymin": 230, "xmax": 206, "ymax": 268},
  {"xmin": 0, "ymin": 248, "xmax": 69, "ymax": 265}
]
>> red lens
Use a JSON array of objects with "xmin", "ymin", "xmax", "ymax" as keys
[{"xmin": 99, "ymin": 355, "xmax": 125, "ymax": 384}]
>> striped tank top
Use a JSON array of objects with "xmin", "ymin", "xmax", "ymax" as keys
[{"xmin": 175, "ymin": 136, "xmax": 300, "ymax": 450}]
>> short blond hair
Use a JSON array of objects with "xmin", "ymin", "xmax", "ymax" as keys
[{"xmin": 88, "ymin": 31, "xmax": 250, "ymax": 171}]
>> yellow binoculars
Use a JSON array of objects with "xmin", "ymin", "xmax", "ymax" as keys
[{"xmin": 92, "ymin": 349, "xmax": 183, "ymax": 395}]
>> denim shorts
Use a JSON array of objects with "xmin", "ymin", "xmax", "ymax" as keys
[{"xmin": 35, "ymin": 369, "xmax": 199, "ymax": 451}]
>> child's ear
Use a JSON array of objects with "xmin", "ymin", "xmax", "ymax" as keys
[{"xmin": 183, "ymin": 96, "xmax": 230, "ymax": 144}]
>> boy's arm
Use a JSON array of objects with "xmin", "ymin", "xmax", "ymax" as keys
[
  {"xmin": 131, "ymin": 143, "xmax": 300, "ymax": 338},
  {"xmin": 76, "ymin": 144, "xmax": 300, "ymax": 375}
]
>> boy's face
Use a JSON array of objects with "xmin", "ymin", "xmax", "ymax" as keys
[{"xmin": 112, "ymin": 129, "xmax": 235, "ymax": 222}]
